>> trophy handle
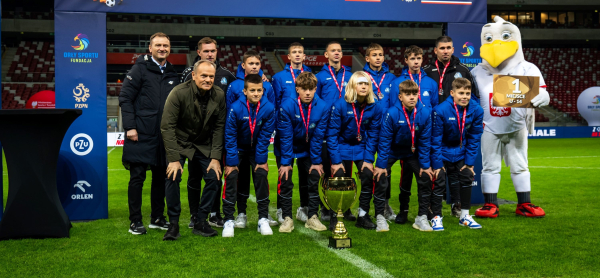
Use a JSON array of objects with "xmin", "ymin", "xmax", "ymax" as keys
[
  {"xmin": 350, "ymin": 171, "xmax": 360, "ymax": 209},
  {"xmin": 318, "ymin": 173, "xmax": 331, "ymax": 211}
]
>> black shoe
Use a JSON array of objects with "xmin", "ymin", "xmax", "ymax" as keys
[
  {"xmin": 162, "ymin": 223, "xmax": 181, "ymax": 241},
  {"xmin": 208, "ymin": 213, "xmax": 225, "ymax": 228},
  {"xmin": 128, "ymin": 221, "xmax": 147, "ymax": 235},
  {"xmin": 188, "ymin": 215, "xmax": 198, "ymax": 229},
  {"xmin": 343, "ymin": 209, "xmax": 357, "ymax": 221},
  {"xmin": 356, "ymin": 214, "xmax": 376, "ymax": 230},
  {"xmin": 193, "ymin": 220, "xmax": 218, "ymax": 237},
  {"xmin": 451, "ymin": 202, "xmax": 462, "ymax": 218},
  {"xmin": 149, "ymin": 216, "xmax": 169, "ymax": 230},
  {"xmin": 328, "ymin": 216, "xmax": 338, "ymax": 232},
  {"xmin": 395, "ymin": 210, "xmax": 409, "ymax": 224}
]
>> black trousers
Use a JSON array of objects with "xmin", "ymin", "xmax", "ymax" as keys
[
  {"xmin": 128, "ymin": 163, "xmax": 166, "ymax": 222},
  {"xmin": 233, "ymin": 155, "xmax": 253, "ymax": 215},
  {"xmin": 187, "ymin": 157, "xmax": 223, "ymax": 219},
  {"xmin": 332, "ymin": 160, "xmax": 381, "ymax": 216},
  {"xmin": 165, "ymin": 151, "xmax": 220, "ymax": 223},
  {"xmin": 223, "ymin": 153, "xmax": 270, "ymax": 221},
  {"xmin": 278, "ymin": 157, "xmax": 321, "ymax": 219},
  {"xmin": 435, "ymin": 160, "xmax": 473, "ymax": 210},
  {"xmin": 398, "ymin": 161, "xmax": 414, "ymax": 211},
  {"xmin": 276, "ymin": 156, "xmax": 310, "ymax": 210},
  {"xmin": 383, "ymin": 156, "xmax": 441, "ymax": 216}
]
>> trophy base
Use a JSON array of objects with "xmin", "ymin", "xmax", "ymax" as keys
[{"xmin": 328, "ymin": 237, "xmax": 352, "ymax": 249}]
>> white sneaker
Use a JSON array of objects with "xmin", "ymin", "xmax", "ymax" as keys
[
  {"xmin": 257, "ymin": 218, "xmax": 273, "ymax": 235},
  {"xmin": 459, "ymin": 214, "xmax": 482, "ymax": 229},
  {"xmin": 278, "ymin": 217, "xmax": 294, "ymax": 233},
  {"xmin": 234, "ymin": 213, "xmax": 247, "ymax": 228},
  {"xmin": 267, "ymin": 213, "xmax": 279, "ymax": 226},
  {"xmin": 276, "ymin": 208, "xmax": 284, "ymax": 224},
  {"xmin": 222, "ymin": 220, "xmax": 235, "ymax": 237},
  {"xmin": 430, "ymin": 215, "xmax": 444, "ymax": 231},
  {"xmin": 384, "ymin": 204, "xmax": 396, "ymax": 221},
  {"xmin": 296, "ymin": 207, "xmax": 308, "ymax": 223},
  {"xmin": 305, "ymin": 215, "xmax": 327, "ymax": 231},
  {"xmin": 412, "ymin": 215, "xmax": 433, "ymax": 232},
  {"xmin": 376, "ymin": 215, "xmax": 389, "ymax": 232}
]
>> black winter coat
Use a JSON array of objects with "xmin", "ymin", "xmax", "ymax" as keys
[
  {"xmin": 118, "ymin": 54, "xmax": 179, "ymax": 167},
  {"xmin": 180, "ymin": 56, "xmax": 236, "ymax": 93},
  {"xmin": 423, "ymin": 55, "xmax": 480, "ymax": 104}
]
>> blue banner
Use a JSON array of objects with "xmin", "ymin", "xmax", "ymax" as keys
[
  {"xmin": 55, "ymin": 0, "xmax": 486, "ymax": 24},
  {"xmin": 55, "ymin": 12, "xmax": 108, "ymax": 220},
  {"xmin": 528, "ymin": 126, "xmax": 600, "ymax": 139},
  {"xmin": 0, "ymin": 10, "xmax": 3, "ymax": 220}
]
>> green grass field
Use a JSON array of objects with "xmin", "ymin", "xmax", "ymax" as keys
[{"xmin": 1, "ymin": 138, "xmax": 599, "ymax": 277}]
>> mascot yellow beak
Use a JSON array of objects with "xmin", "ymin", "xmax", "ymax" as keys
[{"xmin": 480, "ymin": 40, "xmax": 519, "ymax": 68}]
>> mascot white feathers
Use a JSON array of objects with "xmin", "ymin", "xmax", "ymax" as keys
[{"xmin": 471, "ymin": 16, "xmax": 549, "ymax": 218}]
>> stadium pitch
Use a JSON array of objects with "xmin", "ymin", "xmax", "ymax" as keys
[{"xmin": 1, "ymin": 138, "xmax": 598, "ymax": 277}]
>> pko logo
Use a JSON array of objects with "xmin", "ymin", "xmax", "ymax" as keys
[
  {"xmin": 73, "ymin": 83, "xmax": 91, "ymax": 108},
  {"xmin": 71, "ymin": 34, "xmax": 90, "ymax": 51},
  {"xmin": 70, "ymin": 133, "xmax": 94, "ymax": 156},
  {"xmin": 72, "ymin": 180, "xmax": 93, "ymax": 200},
  {"xmin": 461, "ymin": 42, "xmax": 475, "ymax": 57}
]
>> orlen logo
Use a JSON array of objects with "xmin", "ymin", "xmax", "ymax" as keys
[
  {"xmin": 70, "ymin": 133, "xmax": 94, "ymax": 156},
  {"xmin": 72, "ymin": 180, "xmax": 93, "ymax": 200},
  {"xmin": 72, "ymin": 34, "xmax": 90, "ymax": 51},
  {"xmin": 461, "ymin": 42, "xmax": 475, "ymax": 57}
]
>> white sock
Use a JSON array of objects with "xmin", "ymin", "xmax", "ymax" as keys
[
  {"xmin": 460, "ymin": 209, "xmax": 470, "ymax": 219},
  {"xmin": 210, "ymin": 212, "xmax": 216, "ymax": 217},
  {"xmin": 358, "ymin": 208, "xmax": 367, "ymax": 217}
]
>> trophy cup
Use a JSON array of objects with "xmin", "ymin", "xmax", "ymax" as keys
[{"xmin": 319, "ymin": 175, "xmax": 358, "ymax": 249}]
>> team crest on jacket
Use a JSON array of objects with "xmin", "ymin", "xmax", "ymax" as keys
[
  {"xmin": 423, "ymin": 91, "xmax": 429, "ymax": 97},
  {"xmin": 221, "ymin": 77, "xmax": 228, "ymax": 85},
  {"xmin": 343, "ymin": 82, "xmax": 348, "ymax": 87},
  {"xmin": 309, "ymin": 123, "xmax": 316, "ymax": 129},
  {"xmin": 489, "ymin": 93, "xmax": 511, "ymax": 117},
  {"xmin": 454, "ymin": 72, "xmax": 462, "ymax": 78},
  {"xmin": 415, "ymin": 125, "xmax": 419, "ymax": 131},
  {"xmin": 258, "ymin": 120, "xmax": 263, "ymax": 126},
  {"xmin": 385, "ymin": 87, "xmax": 390, "ymax": 93}
]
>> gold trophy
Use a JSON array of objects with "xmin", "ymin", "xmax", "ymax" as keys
[{"xmin": 319, "ymin": 175, "xmax": 358, "ymax": 249}]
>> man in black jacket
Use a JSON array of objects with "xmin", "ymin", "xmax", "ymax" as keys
[
  {"xmin": 424, "ymin": 36, "xmax": 480, "ymax": 105},
  {"xmin": 119, "ymin": 32, "xmax": 179, "ymax": 235}
]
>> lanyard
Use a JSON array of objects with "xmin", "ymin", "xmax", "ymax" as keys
[
  {"xmin": 401, "ymin": 106, "xmax": 417, "ymax": 153},
  {"xmin": 435, "ymin": 60, "xmax": 451, "ymax": 94},
  {"xmin": 453, "ymin": 102, "xmax": 467, "ymax": 149},
  {"xmin": 297, "ymin": 98, "xmax": 312, "ymax": 143},
  {"xmin": 351, "ymin": 103, "xmax": 366, "ymax": 142},
  {"xmin": 247, "ymin": 100, "xmax": 261, "ymax": 146},
  {"xmin": 367, "ymin": 72, "xmax": 386, "ymax": 100},
  {"xmin": 327, "ymin": 65, "xmax": 346, "ymax": 98},
  {"xmin": 408, "ymin": 71, "xmax": 423, "ymax": 104},
  {"xmin": 290, "ymin": 66, "xmax": 304, "ymax": 83}
]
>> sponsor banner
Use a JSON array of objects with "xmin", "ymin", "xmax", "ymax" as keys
[
  {"xmin": 26, "ymin": 90, "xmax": 56, "ymax": 109},
  {"xmin": 528, "ymin": 126, "xmax": 600, "ymax": 139},
  {"xmin": 108, "ymin": 132, "xmax": 125, "ymax": 147},
  {"xmin": 107, "ymin": 53, "xmax": 187, "ymax": 65},
  {"xmin": 55, "ymin": 12, "xmax": 108, "ymax": 220},
  {"xmin": 55, "ymin": 0, "xmax": 486, "ymax": 24},
  {"xmin": 446, "ymin": 23, "xmax": 483, "ymax": 70},
  {"xmin": 577, "ymin": 87, "xmax": 600, "ymax": 126},
  {"xmin": 280, "ymin": 55, "xmax": 352, "ymax": 67}
]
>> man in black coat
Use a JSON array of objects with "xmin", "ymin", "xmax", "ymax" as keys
[{"xmin": 119, "ymin": 32, "xmax": 179, "ymax": 235}]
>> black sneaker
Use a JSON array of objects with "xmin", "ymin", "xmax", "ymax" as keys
[
  {"xmin": 162, "ymin": 223, "xmax": 181, "ymax": 241},
  {"xmin": 208, "ymin": 213, "xmax": 225, "ymax": 228},
  {"xmin": 128, "ymin": 221, "xmax": 147, "ymax": 235},
  {"xmin": 193, "ymin": 220, "xmax": 218, "ymax": 237},
  {"xmin": 149, "ymin": 216, "xmax": 169, "ymax": 230},
  {"xmin": 451, "ymin": 202, "xmax": 462, "ymax": 218},
  {"xmin": 343, "ymin": 209, "xmax": 357, "ymax": 221},
  {"xmin": 355, "ymin": 214, "xmax": 376, "ymax": 230},
  {"xmin": 188, "ymin": 215, "xmax": 198, "ymax": 229},
  {"xmin": 328, "ymin": 215, "xmax": 338, "ymax": 232},
  {"xmin": 395, "ymin": 210, "xmax": 409, "ymax": 224}
]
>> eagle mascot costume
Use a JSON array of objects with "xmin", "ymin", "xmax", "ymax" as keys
[{"xmin": 471, "ymin": 16, "xmax": 550, "ymax": 218}]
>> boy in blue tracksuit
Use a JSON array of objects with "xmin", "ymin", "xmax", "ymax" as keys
[
  {"xmin": 363, "ymin": 43, "xmax": 396, "ymax": 111},
  {"xmin": 431, "ymin": 78, "xmax": 484, "ymax": 229},
  {"xmin": 222, "ymin": 74, "xmax": 276, "ymax": 237},
  {"xmin": 389, "ymin": 45, "xmax": 440, "ymax": 224},
  {"xmin": 277, "ymin": 72, "xmax": 329, "ymax": 233},
  {"xmin": 374, "ymin": 80, "xmax": 440, "ymax": 232},
  {"xmin": 315, "ymin": 41, "xmax": 355, "ymax": 222},
  {"xmin": 271, "ymin": 42, "xmax": 313, "ymax": 222},
  {"xmin": 327, "ymin": 71, "xmax": 384, "ymax": 231}
]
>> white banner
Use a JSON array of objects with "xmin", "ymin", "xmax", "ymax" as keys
[{"xmin": 107, "ymin": 132, "xmax": 124, "ymax": 147}]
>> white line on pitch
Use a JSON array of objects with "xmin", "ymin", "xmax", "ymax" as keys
[
  {"xmin": 107, "ymin": 147, "xmax": 116, "ymax": 154},
  {"xmin": 530, "ymin": 166, "xmax": 600, "ymax": 170},
  {"xmin": 247, "ymin": 194, "xmax": 392, "ymax": 278},
  {"xmin": 529, "ymin": 156, "xmax": 599, "ymax": 159}
]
